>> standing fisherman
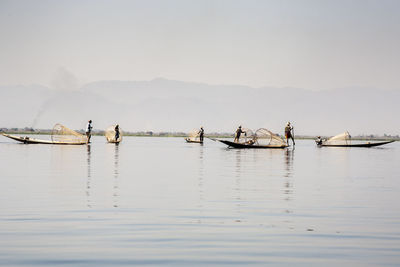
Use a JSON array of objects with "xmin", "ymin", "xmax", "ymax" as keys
[
  {"xmin": 198, "ymin": 126, "xmax": 204, "ymax": 143},
  {"xmin": 315, "ymin": 136, "xmax": 323, "ymax": 146},
  {"xmin": 285, "ymin": 122, "xmax": 295, "ymax": 146},
  {"xmin": 234, "ymin": 126, "xmax": 245, "ymax": 143},
  {"xmin": 86, "ymin": 120, "xmax": 93, "ymax": 143},
  {"xmin": 115, "ymin": 124, "xmax": 120, "ymax": 142}
]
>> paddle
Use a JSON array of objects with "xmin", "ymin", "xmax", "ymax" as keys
[{"xmin": 292, "ymin": 126, "xmax": 295, "ymax": 146}]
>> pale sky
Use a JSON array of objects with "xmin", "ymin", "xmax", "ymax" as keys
[{"xmin": 0, "ymin": 0, "xmax": 399, "ymax": 90}]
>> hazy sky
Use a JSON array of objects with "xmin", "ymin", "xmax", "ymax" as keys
[{"xmin": 0, "ymin": 0, "xmax": 399, "ymax": 90}]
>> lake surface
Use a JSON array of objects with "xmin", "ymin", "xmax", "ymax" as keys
[{"xmin": 0, "ymin": 136, "xmax": 399, "ymax": 266}]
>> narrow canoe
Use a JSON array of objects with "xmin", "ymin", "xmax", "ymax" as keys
[
  {"xmin": 1, "ymin": 133, "xmax": 87, "ymax": 145},
  {"xmin": 218, "ymin": 140, "xmax": 288, "ymax": 149},
  {"xmin": 107, "ymin": 139, "xmax": 121, "ymax": 144},
  {"xmin": 185, "ymin": 138, "xmax": 203, "ymax": 144},
  {"xmin": 317, "ymin": 140, "xmax": 395, "ymax": 147}
]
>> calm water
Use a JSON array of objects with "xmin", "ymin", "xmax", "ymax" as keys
[{"xmin": 0, "ymin": 136, "xmax": 399, "ymax": 266}]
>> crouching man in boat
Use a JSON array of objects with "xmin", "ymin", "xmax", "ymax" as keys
[
  {"xmin": 234, "ymin": 126, "xmax": 245, "ymax": 143},
  {"xmin": 86, "ymin": 120, "xmax": 93, "ymax": 143},
  {"xmin": 285, "ymin": 122, "xmax": 295, "ymax": 146},
  {"xmin": 245, "ymin": 139, "xmax": 255, "ymax": 145},
  {"xmin": 198, "ymin": 127, "xmax": 204, "ymax": 142},
  {"xmin": 115, "ymin": 124, "xmax": 120, "ymax": 141}
]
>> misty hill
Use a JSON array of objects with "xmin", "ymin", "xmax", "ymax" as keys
[{"xmin": 0, "ymin": 78, "xmax": 398, "ymax": 136}]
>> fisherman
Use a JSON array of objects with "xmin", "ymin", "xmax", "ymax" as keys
[
  {"xmin": 115, "ymin": 124, "xmax": 120, "ymax": 141},
  {"xmin": 86, "ymin": 120, "xmax": 93, "ymax": 143},
  {"xmin": 234, "ymin": 126, "xmax": 245, "ymax": 143},
  {"xmin": 316, "ymin": 136, "xmax": 323, "ymax": 146},
  {"xmin": 245, "ymin": 139, "xmax": 255, "ymax": 145},
  {"xmin": 198, "ymin": 126, "xmax": 204, "ymax": 142},
  {"xmin": 285, "ymin": 122, "xmax": 295, "ymax": 146}
]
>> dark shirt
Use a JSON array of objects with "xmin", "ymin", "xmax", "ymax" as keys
[
  {"xmin": 86, "ymin": 123, "xmax": 92, "ymax": 133},
  {"xmin": 115, "ymin": 126, "xmax": 120, "ymax": 139},
  {"xmin": 236, "ymin": 128, "xmax": 244, "ymax": 138}
]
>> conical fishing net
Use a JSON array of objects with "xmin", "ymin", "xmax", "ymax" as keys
[
  {"xmin": 105, "ymin": 125, "xmax": 123, "ymax": 142},
  {"xmin": 51, "ymin": 123, "xmax": 87, "ymax": 144},
  {"xmin": 186, "ymin": 129, "xmax": 201, "ymax": 142},
  {"xmin": 324, "ymin": 131, "xmax": 351, "ymax": 146},
  {"xmin": 254, "ymin": 128, "xmax": 287, "ymax": 146},
  {"xmin": 237, "ymin": 127, "xmax": 254, "ymax": 144}
]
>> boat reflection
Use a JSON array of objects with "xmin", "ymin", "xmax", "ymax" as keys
[
  {"xmin": 234, "ymin": 150, "xmax": 243, "ymax": 216},
  {"xmin": 86, "ymin": 144, "xmax": 92, "ymax": 208},
  {"xmin": 113, "ymin": 143, "xmax": 119, "ymax": 208},
  {"xmin": 284, "ymin": 148, "xmax": 294, "ymax": 178},
  {"xmin": 197, "ymin": 145, "xmax": 204, "ymax": 208},
  {"xmin": 283, "ymin": 148, "xmax": 294, "ymax": 219},
  {"xmin": 283, "ymin": 148, "xmax": 294, "ymax": 200}
]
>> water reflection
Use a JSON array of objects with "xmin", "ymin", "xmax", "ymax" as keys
[
  {"xmin": 2, "ymin": 139, "xmax": 399, "ymax": 266},
  {"xmin": 197, "ymin": 146, "xmax": 204, "ymax": 208},
  {"xmin": 283, "ymin": 148, "xmax": 294, "ymax": 215},
  {"xmin": 234, "ymin": 150, "xmax": 242, "ymax": 216},
  {"xmin": 86, "ymin": 144, "xmax": 92, "ymax": 208},
  {"xmin": 284, "ymin": 148, "xmax": 294, "ymax": 178},
  {"xmin": 234, "ymin": 149, "xmax": 242, "ymax": 177},
  {"xmin": 113, "ymin": 144, "xmax": 119, "ymax": 208}
]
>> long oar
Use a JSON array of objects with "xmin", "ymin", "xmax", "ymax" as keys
[
  {"xmin": 292, "ymin": 127, "xmax": 295, "ymax": 145},
  {"xmin": 206, "ymin": 136, "xmax": 218, "ymax": 142}
]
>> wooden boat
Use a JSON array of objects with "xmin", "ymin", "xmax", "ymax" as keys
[
  {"xmin": 105, "ymin": 125, "xmax": 122, "ymax": 144},
  {"xmin": 317, "ymin": 140, "xmax": 395, "ymax": 148},
  {"xmin": 107, "ymin": 139, "xmax": 121, "ymax": 144},
  {"xmin": 185, "ymin": 138, "xmax": 203, "ymax": 144},
  {"xmin": 1, "ymin": 133, "xmax": 87, "ymax": 145},
  {"xmin": 185, "ymin": 128, "xmax": 203, "ymax": 144},
  {"xmin": 317, "ymin": 132, "xmax": 395, "ymax": 148},
  {"xmin": 218, "ymin": 139, "xmax": 288, "ymax": 149},
  {"xmin": 218, "ymin": 127, "xmax": 288, "ymax": 149}
]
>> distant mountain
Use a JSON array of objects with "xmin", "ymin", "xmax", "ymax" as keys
[{"xmin": 0, "ymin": 78, "xmax": 398, "ymax": 136}]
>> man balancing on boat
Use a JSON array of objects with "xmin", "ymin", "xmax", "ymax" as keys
[
  {"xmin": 316, "ymin": 136, "xmax": 323, "ymax": 146},
  {"xmin": 115, "ymin": 124, "xmax": 120, "ymax": 142},
  {"xmin": 285, "ymin": 122, "xmax": 295, "ymax": 146},
  {"xmin": 198, "ymin": 126, "xmax": 204, "ymax": 142},
  {"xmin": 234, "ymin": 126, "xmax": 246, "ymax": 143},
  {"xmin": 86, "ymin": 120, "xmax": 93, "ymax": 143}
]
